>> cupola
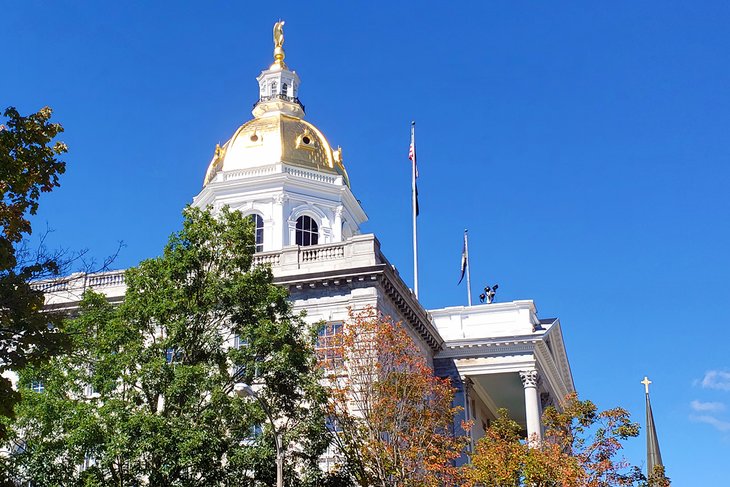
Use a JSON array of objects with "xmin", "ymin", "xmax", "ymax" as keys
[{"xmin": 193, "ymin": 21, "xmax": 367, "ymax": 253}]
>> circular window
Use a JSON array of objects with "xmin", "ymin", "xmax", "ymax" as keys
[
  {"xmin": 302, "ymin": 136, "xmax": 311, "ymax": 145},
  {"xmin": 250, "ymin": 134, "xmax": 259, "ymax": 142}
]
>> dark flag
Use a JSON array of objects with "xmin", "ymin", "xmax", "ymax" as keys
[{"xmin": 458, "ymin": 231, "xmax": 468, "ymax": 284}]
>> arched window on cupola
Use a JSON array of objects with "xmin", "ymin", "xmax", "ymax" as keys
[
  {"xmin": 282, "ymin": 83, "xmax": 288, "ymax": 97},
  {"xmin": 248, "ymin": 214, "xmax": 264, "ymax": 253},
  {"xmin": 270, "ymin": 81, "xmax": 277, "ymax": 97},
  {"xmin": 295, "ymin": 216, "xmax": 319, "ymax": 246}
]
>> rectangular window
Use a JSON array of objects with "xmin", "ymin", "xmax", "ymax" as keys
[
  {"xmin": 234, "ymin": 334, "xmax": 248, "ymax": 349},
  {"xmin": 316, "ymin": 321, "xmax": 344, "ymax": 368},
  {"xmin": 166, "ymin": 348, "xmax": 182, "ymax": 364},
  {"xmin": 82, "ymin": 453, "xmax": 96, "ymax": 470},
  {"xmin": 232, "ymin": 335, "xmax": 262, "ymax": 379},
  {"xmin": 325, "ymin": 415, "xmax": 342, "ymax": 432},
  {"xmin": 30, "ymin": 381, "xmax": 44, "ymax": 393}
]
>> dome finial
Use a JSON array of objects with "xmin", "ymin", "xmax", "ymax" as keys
[{"xmin": 272, "ymin": 20, "xmax": 287, "ymax": 69}]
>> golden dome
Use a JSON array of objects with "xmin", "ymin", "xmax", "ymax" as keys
[
  {"xmin": 204, "ymin": 22, "xmax": 350, "ymax": 189},
  {"xmin": 203, "ymin": 112, "xmax": 350, "ymax": 187}
]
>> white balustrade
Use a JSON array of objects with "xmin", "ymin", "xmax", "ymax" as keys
[
  {"xmin": 300, "ymin": 244, "xmax": 345, "ymax": 263},
  {"xmin": 36, "ymin": 235, "xmax": 383, "ymax": 305},
  {"xmin": 217, "ymin": 164, "xmax": 341, "ymax": 185},
  {"xmin": 87, "ymin": 272, "xmax": 126, "ymax": 288},
  {"xmin": 284, "ymin": 166, "xmax": 338, "ymax": 184},
  {"xmin": 224, "ymin": 165, "xmax": 279, "ymax": 181},
  {"xmin": 252, "ymin": 253, "xmax": 281, "ymax": 267}
]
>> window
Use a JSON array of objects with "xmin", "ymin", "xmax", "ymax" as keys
[
  {"xmin": 270, "ymin": 81, "xmax": 277, "ymax": 96},
  {"xmin": 316, "ymin": 321, "xmax": 343, "ymax": 368},
  {"xmin": 232, "ymin": 335, "xmax": 262, "ymax": 379},
  {"xmin": 82, "ymin": 453, "xmax": 97, "ymax": 471},
  {"xmin": 282, "ymin": 82, "xmax": 288, "ymax": 96},
  {"xmin": 295, "ymin": 216, "xmax": 318, "ymax": 246},
  {"xmin": 325, "ymin": 415, "xmax": 342, "ymax": 432},
  {"xmin": 249, "ymin": 214, "xmax": 264, "ymax": 252},
  {"xmin": 85, "ymin": 366, "xmax": 98, "ymax": 397},
  {"xmin": 242, "ymin": 423, "xmax": 264, "ymax": 446},
  {"xmin": 232, "ymin": 334, "xmax": 245, "ymax": 379},
  {"xmin": 166, "ymin": 348, "xmax": 182, "ymax": 364},
  {"xmin": 234, "ymin": 334, "xmax": 247, "ymax": 349},
  {"xmin": 30, "ymin": 381, "xmax": 44, "ymax": 393}
]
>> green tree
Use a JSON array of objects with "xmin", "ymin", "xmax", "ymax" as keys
[
  {"xmin": 0, "ymin": 106, "xmax": 68, "ymax": 441},
  {"xmin": 7, "ymin": 207, "xmax": 331, "ymax": 486},
  {"xmin": 465, "ymin": 394, "xmax": 670, "ymax": 487}
]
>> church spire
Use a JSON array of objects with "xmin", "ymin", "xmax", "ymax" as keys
[{"xmin": 641, "ymin": 376, "xmax": 664, "ymax": 482}]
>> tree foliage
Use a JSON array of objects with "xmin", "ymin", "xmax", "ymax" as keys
[
  {"xmin": 324, "ymin": 309, "xmax": 468, "ymax": 487},
  {"xmin": 0, "ymin": 106, "xmax": 68, "ymax": 440},
  {"xmin": 466, "ymin": 394, "xmax": 671, "ymax": 487},
  {"xmin": 6, "ymin": 207, "xmax": 330, "ymax": 486}
]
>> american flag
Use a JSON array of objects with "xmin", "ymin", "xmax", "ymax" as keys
[
  {"xmin": 409, "ymin": 122, "xmax": 419, "ymax": 215},
  {"xmin": 408, "ymin": 124, "xmax": 418, "ymax": 178}
]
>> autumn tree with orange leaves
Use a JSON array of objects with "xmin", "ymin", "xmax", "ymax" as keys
[
  {"xmin": 465, "ymin": 394, "xmax": 670, "ymax": 487},
  {"xmin": 320, "ymin": 309, "xmax": 469, "ymax": 487}
]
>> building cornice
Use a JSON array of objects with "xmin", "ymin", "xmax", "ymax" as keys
[
  {"xmin": 438, "ymin": 336, "xmax": 541, "ymax": 359},
  {"xmin": 275, "ymin": 262, "xmax": 443, "ymax": 353},
  {"xmin": 193, "ymin": 163, "xmax": 367, "ymax": 225}
]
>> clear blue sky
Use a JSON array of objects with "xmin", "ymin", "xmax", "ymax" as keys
[{"xmin": 5, "ymin": 2, "xmax": 730, "ymax": 484}]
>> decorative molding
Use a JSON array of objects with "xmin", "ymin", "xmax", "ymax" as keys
[
  {"xmin": 288, "ymin": 203, "xmax": 328, "ymax": 223},
  {"xmin": 438, "ymin": 340, "xmax": 539, "ymax": 359},
  {"xmin": 519, "ymin": 369, "xmax": 538, "ymax": 388},
  {"xmin": 547, "ymin": 322, "xmax": 575, "ymax": 393},
  {"xmin": 378, "ymin": 272, "xmax": 442, "ymax": 352}
]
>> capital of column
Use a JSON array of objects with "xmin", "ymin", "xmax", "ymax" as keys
[{"xmin": 520, "ymin": 369, "xmax": 538, "ymax": 388}]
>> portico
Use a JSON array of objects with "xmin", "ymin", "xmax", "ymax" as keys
[{"xmin": 431, "ymin": 300, "xmax": 574, "ymax": 445}]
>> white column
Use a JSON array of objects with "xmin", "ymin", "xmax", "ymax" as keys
[
  {"xmin": 461, "ymin": 375, "xmax": 475, "ymax": 453},
  {"xmin": 333, "ymin": 205, "xmax": 343, "ymax": 242},
  {"xmin": 271, "ymin": 193, "xmax": 285, "ymax": 250},
  {"xmin": 519, "ymin": 369, "xmax": 542, "ymax": 445}
]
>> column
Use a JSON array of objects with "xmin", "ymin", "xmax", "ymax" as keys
[
  {"xmin": 333, "ymin": 205, "xmax": 343, "ymax": 242},
  {"xmin": 519, "ymin": 369, "xmax": 542, "ymax": 444},
  {"xmin": 271, "ymin": 193, "xmax": 285, "ymax": 250},
  {"xmin": 461, "ymin": 375, "xmax": 475, "ymax": 453}
]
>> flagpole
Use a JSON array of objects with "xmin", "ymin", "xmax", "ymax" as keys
[
  {"xmin": 465, "ymin": 229, "xmax": 472, "ymax": 306},
  {"xmin": 411, "ymin": 121, "xmax": 419, "ymax": 298}
]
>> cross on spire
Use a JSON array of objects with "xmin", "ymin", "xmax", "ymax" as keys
[
  {"xmin": 642, "ymin": 375, "xmax": 664, "ymax": 478},
  {"xmin": 641, "ymin": 376, "xmax": 652, "ymax": 394}
]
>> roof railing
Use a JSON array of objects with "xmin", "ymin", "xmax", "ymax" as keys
[{"xmin": 253, "ymin": 94, "xmax": 305, "ymax": 113}]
